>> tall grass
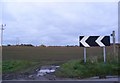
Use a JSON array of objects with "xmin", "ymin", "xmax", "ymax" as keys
[{"xmin": 55, "ymin": 54, "xmax": 119, "ymax": 79}]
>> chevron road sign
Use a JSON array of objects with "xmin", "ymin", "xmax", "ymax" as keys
[
  {"xmin": 79, "ymin": 36, "xmax": 110, "ymax": 47},
  {"xmin": 79, "ymin": 36, "xmax": 110, "ymax": 63}
]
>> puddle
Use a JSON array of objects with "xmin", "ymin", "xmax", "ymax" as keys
[{"xmin": 37, "ymin": 65, "xmax": 60, "ymax": 77}]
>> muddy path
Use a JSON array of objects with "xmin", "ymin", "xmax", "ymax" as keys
[{"xmin": 2, "ymin": 65, "xmax": 62, "ymax": 80}]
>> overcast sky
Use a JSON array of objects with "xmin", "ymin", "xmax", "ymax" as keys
[{"xmin": 0, "ymin": 0, "xmax": 119, "ymax": 46}]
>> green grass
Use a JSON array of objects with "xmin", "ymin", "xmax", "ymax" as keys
[
  {"xmin": 2, "ymin": 60, "xmax": 39, "ymax": 73},
  {"xmin": 55, "ymin": 59, "xmax": 119, "ymax": 79}
]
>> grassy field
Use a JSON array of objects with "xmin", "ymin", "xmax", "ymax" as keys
[
  {"xmin": 2, "ymin": 45, "xmax": 119, "ymax": 74},
  {"xmin": 3, "ymin": 46, "xmax": 117, "ymax": 61}
]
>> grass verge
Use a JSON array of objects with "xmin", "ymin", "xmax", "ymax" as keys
[
  {"xmin": 55, "ymin": 60, "xmax": 119, "ymax": 79},
  {"xmin": 2, "ymin": 60, "xmax": 39, "ymax": 73}
]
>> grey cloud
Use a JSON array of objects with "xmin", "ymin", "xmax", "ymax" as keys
[{"xmin": 2, "ymin": 2, "xmax": 118, "ymax": 45}]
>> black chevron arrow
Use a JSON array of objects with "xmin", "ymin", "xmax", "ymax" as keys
[{"xmin": 79, "ymin": 36, "xmax": 110, "ymax": 47}]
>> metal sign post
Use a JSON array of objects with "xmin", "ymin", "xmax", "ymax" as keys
[
  {"xmin": 111, "ymin": 31, "xmax": 116, "ymax": 56},
  {"xmin": 103, "ymin": 46, "xmax": 106, "ymax": 63},
  {"xmin": 0, "ymin": 24, "xmax": 6, "ymax": 46},
  {"xmin": 84, "ymin": 47, "xmax": 87, "ymax": 63}
]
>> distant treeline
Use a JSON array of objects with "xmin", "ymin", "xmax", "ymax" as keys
[
  {"xmin": 5, "ymin": 43, "xmax": 120, "ymax": 47},
  {"xmin": 6, "ymin": 44, "xmax": 79, "ymax": 47},
  {"xmin": 7, "ymin": 44, "xmax": 34, "ymax": 47}
]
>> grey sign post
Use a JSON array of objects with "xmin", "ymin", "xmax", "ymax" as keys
[
  {"xmin": 103, "ymin": 46, "xmax": 106, "ymax": 63},
  {"xmin": 84, "ymin": 47, "xmax": 87, "ymax": 63},
  {"xmin": 79, "ymin": 36, "xmax": 110, "ymax": 63}
]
